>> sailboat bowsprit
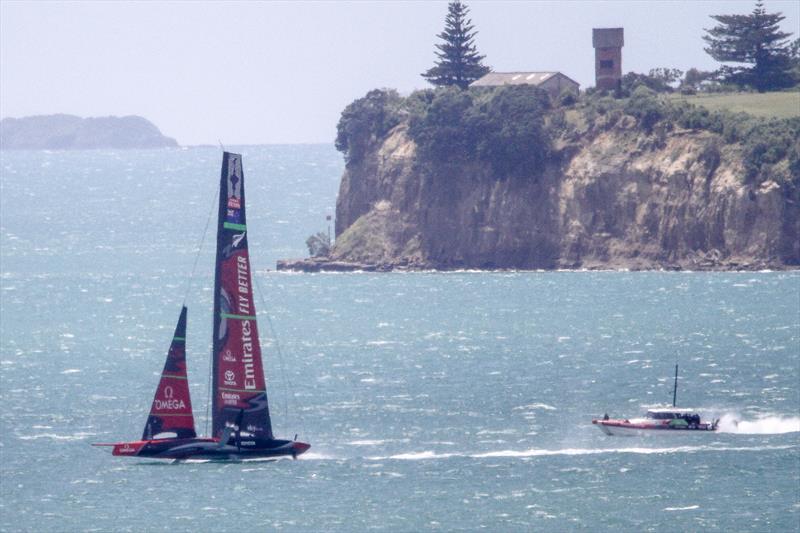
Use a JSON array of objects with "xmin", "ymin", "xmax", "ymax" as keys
[{"xmin": 93, "ymin": 152, "xmax": 310, "ymax": 460}]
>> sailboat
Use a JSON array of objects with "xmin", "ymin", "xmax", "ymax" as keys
[
  {"xmin": 93, "ymin": 152, "xmax": 310, "ymax": 460},
  {"xmin": 592, "ymin": 364, "xmax": 719, "ymax": 436}
]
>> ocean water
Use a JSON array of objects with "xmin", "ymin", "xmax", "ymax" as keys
[{"xmin": 1, "ymin": 146, "xmax": 798, "ymax": 532}]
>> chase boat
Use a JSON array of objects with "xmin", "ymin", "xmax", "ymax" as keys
[
  {"xmin": 592, "ymin": 407, "xmax": 719, "ymax": 436},
  {"xmin": 592, "ymin": 365, "xmax": 719, "ymax": 436}
]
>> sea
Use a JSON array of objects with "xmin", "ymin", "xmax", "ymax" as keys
[{"xmin": 1, "ymin": 146, "xmax": 798, "ymax": 532}]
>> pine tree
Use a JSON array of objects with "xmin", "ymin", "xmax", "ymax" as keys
[
  {"xmin": 422, "ymin": 1, "xmax": 490, "ymax": 89},
  {"xmin": 703, "ymin": 1, "xmax": 795, "ymax": 92}
]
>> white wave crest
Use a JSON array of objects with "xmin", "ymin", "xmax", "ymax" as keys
[
  {"xmin": 717, "ymin": 413, "xmax": 800, "ymax": 434},
  {"xmin": 368, "ymin": 444, "xmax": 794, "ymax": 461},
  {"xmin": 300, "ymin": 451, "xmax": 339, "ymax": 460},
  {"xmin": 17, "ymin": 432, "xmax": 94, "ymax": 441},
  {"xmin": 664, "ymin": 505, "xmax": 699, "ymax": 511}
]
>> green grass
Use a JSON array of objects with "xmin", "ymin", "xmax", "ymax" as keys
[{"xmin": 667, "ymin": 91, "xmax": 800, "ymax": 119}]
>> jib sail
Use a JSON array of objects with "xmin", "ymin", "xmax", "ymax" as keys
[
  {"xmin": 211, "ymin": 152, "xmax": 274, "ymax": 440},
  {"xmin": 142, "ymin": 306, "xmax": 197, "ymax": 440}
]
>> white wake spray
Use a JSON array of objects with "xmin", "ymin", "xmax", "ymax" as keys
[{"xmin": 716, "ymin": 413, "xmax": 800, "ymax": 434}]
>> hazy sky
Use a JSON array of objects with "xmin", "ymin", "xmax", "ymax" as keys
[{"xmin": 2, "ymin": 1, "xmax": 798, "ymax": 145}]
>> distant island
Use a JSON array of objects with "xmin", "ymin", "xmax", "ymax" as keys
[{"xmin": 0, "ymin": 114, "xmax": 178, "ymax": 150}]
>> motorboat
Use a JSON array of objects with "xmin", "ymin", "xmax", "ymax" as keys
[
  {"xmin": 592, "ymin": 364, "xmax": 719, "ymax": 436},
  {"xmin": 593, "ymin": 407, "xmax": 719, "ymax": 436}
]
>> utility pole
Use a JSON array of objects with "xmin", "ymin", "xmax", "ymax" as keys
[{"xmin": 326, "ymin": 214, "xmax": 332, "ymax": 247}]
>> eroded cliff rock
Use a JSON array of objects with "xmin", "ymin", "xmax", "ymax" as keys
[{"xmin": 289, "ymin": 119, "xmax": 798, "ymax": 272}]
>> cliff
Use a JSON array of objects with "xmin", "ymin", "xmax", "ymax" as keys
[
  {"xmin": 279, "ymin": 88, "xmax": 799, "ymax": 272},
  {"xmin": 0, "ymin": 114, "xmax": 178, "ymax": 150}
]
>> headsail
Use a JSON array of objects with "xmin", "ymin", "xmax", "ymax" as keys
[
  {"xmin": 142, "ymin": 306, "xmax": 196, "ymax": 440},
  {"xmin": 211, "ymin": 152, "xmax": 274, "ymax": 440}
]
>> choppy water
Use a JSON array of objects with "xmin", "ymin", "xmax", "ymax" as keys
[{"xmin": 1, "ymin": 146, "xmax": 798, "ymax": 532}]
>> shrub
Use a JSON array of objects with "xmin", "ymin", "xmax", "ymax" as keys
[
  {"xmin": 557, "ymin": 89, "xmax": 578, "ymax": 107},
  {"xmin": 740, "ymin": 117, "xmax": 800, "ymax": 180},
  {"xmin": 623, "ymin": 86, "xmax": 666, "ymax": 131},
  {"xmin": 306, "ymin": 232, "xmax": 331, "ymax": 257}
]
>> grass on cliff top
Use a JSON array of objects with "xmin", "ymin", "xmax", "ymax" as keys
[{"xmin": 667, "ymin": 91, "xmax": 800, "ymax": 119}]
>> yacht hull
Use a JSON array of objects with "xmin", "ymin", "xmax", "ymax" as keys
[
  {"xmin": 93, "ymin": 438, "xmax": 311, "ymax": 460},
  {"xmin": 592, "ymin": 419, "xmax": 717, "ymax": 436}
]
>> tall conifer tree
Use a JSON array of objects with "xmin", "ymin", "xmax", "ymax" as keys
[
  {"xmin": 422, "ymin": 1, "xmax": 490, "ymax": 89},
  {"xmin": 703, "ymin": 1, "xmax": 795, "ymax": 92}
]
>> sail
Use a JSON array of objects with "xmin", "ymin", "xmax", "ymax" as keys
[
  {"xmin": 142, "ymin": 306, "xmax": 196, "ymax": 440},
  {"xmin": 211, "ymin": 152, "xmax": 274, "ymax": 440}
]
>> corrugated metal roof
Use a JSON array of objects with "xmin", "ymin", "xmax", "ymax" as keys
[{"xmin": 470, "ymin": 71, "xmax": 579, "ymax": 88}]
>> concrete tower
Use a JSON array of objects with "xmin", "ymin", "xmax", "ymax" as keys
[{"xmin": 593, "ymin": 28, "xmax": 624, "ymax": 91}]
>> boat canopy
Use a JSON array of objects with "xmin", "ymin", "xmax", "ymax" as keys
[{"xmin": 646, "ymin": 408, "xmax": 700, "ymax": 419}]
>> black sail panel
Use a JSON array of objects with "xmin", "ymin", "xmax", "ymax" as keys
[{"xmin": 211, "ymin": 152, "xmax": 273, "ymax": 440}]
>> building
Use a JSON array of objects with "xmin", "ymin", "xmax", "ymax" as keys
[
  {"xmin": 469, "ymin": 71, "xmax": 580, "ymax": 98},
  {"xmin": 593, "ymin": 28, "xmax": 624, "ymax": 91}
]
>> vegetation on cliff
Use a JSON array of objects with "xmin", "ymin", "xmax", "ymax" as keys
[{"xmin": 336, "ymin": 85, "xmax": 799, "ymax": 190}]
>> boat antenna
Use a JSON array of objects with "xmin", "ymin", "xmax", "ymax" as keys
[
  {"xmin": 672, "ymin": 363, "xmax": 679, "ymax": 407},
  {"xmin": 218, "ymin": 140, "xmax": 226, "ymax": 152}
]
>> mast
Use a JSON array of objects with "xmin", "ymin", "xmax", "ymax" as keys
[
  {"xmin": 211, "ymin": 152, "xmax": 274, "ymax": 440},
  {"xmin": 672, "ymin": 363, "xmax": 678, "ymax": 408}
]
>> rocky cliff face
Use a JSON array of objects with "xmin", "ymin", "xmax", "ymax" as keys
[{"xmin": 317, "ymin": 119, "xmax": 798, "ymax": 271}]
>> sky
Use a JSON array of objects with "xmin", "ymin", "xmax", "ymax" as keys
[{"xmin": 1, "ymin": 1, "xmax": 798, "ymax": 145}]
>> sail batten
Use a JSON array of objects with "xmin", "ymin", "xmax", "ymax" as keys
[{"xmin": 211, "ymin": 152, "xmax": 274, "ymax": 440}]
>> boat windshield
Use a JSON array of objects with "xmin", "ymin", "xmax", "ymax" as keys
[{"xmin": 647, "ymin": 411, "xmax": 680, "ymax": 419}]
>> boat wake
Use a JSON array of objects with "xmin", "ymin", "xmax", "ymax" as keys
[
  {"xmin": 367, "ymin": 443, "xmax": 795, "ymax": 461},
  {"xmin": 716, "ymin": 413, "xmax": 800, "ymax": 434}
]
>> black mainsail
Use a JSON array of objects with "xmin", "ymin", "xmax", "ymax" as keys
[{"xmin": 211, "ymin": 152, "xmax": 273, "ymax": 440}]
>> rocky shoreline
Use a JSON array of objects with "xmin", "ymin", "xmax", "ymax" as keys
[{"xmin": 276, "ymin": 253, "xmax": 789, "ymax": 273}]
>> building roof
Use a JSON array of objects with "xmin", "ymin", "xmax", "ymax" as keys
[{"xmin": 470, "ymin": 71, "xmax": 580, "ymax": 88}]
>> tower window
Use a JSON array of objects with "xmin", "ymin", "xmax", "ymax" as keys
[{"xmin": 600, "ymin": 59, "xmax": 614, "ymax": 69}]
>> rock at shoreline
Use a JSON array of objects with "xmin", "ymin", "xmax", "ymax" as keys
[{"xmin": 0, "ymin": 114, "xmax": 178, "ymax": 150}]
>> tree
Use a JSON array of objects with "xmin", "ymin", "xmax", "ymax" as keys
[
  {"xmin": 703, "ymin": 1, "xmax": 795, "ymax": 92},
  {"xmin": 791, "ymin": 38, "xmax": 800, "ymax": 82},
  {"xmin": 335, "ymin": 89, "xmax": 402, "ymax": 163},
  {"xmin": 422, "ymin": 1, "xmax": 490, "ymax": 89},
  {"xmin": 648, "ymin": 68, "xmax": 684, "ymax": 89},
  {"xmin": 682, "ymin": 68, "xmax": 713, "ymax": 90},
  {"xmin": 620, "ymin": 69, "xmax": 684, "ymax": 95}
]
